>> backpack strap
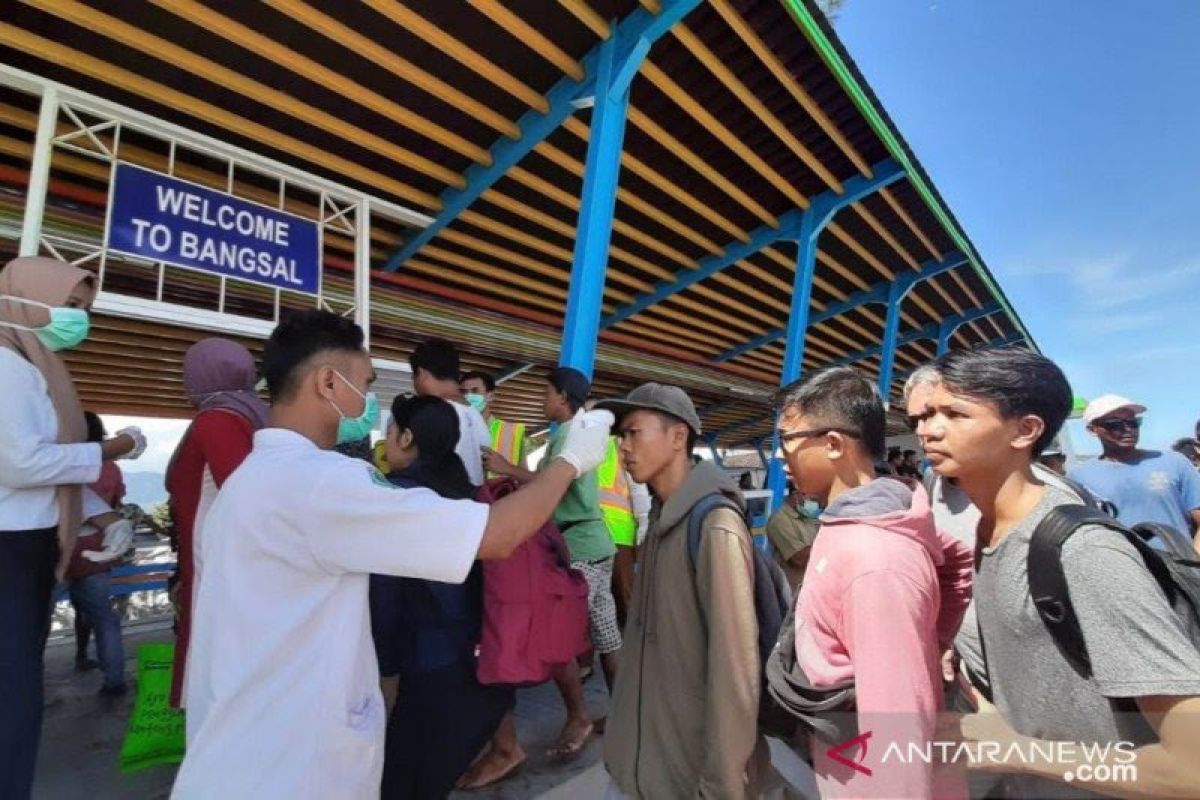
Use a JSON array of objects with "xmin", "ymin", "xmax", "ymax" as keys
[
  {"xmin": 1029, "ymin": 505, "xmax": 1179, "ymax": 679},
  {"xmin": 686, "ymin": 493, "xmax": 742, "ymax": 573}
]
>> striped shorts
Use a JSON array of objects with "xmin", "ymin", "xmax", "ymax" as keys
[{"xmin": 573, "ymin": 556, "xmax": 622, "ymax": 655}]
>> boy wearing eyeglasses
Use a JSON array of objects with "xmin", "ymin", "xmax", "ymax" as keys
[
  {"xmin": 1070, "ymin": 395, "xmax": 1200, "ymax": 553},
  {"xmin": 778, "ymin": 367, "xmax": 973, "ymax": 799}
]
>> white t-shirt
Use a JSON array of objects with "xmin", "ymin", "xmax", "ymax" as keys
[
  {"xmin": 172, "ymin": 428, "xmax": 488, "ymax": 799},
  {"xmin": 452, "ymin": 400, "xmax": 491, "ymax": 486}
]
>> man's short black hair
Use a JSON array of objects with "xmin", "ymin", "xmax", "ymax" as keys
[
  {"xmin": 776, "ymin": 367, "xmax": 886, "ymax": 460},
  {"xmin": 933, "ymin": 347, "xmax": 1072, "ymax": 457},
  {"xmin": 263, "ymin": 309, "xmax": 364, "ymax": 402},
  {"xmin": 409, "ymin": 337, "xmax": 460, "ymax": 382},
  {"xmin": 903, "ymin": 449, "xmax": 916, "ymax": 458},
  {"xmin": 460, "ymin": 370, "xmax": 496, "ymax": 392}
]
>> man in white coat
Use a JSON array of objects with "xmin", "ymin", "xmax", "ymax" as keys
[{"xmin": 172, "ymin": 310, "xmax": 612, "ymax": 798}]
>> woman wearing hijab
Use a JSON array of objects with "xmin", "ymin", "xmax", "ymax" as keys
[
  {"xmin": 0, "ymin": 257, "xmax": 143, "ymax": 798},
  {"xmin": 165, "ymin": 336, "xmax": 269, "ymax": 708},
  {"xmin": 372, "ymin": 395, "xmax": 514, "ymax": 799}
]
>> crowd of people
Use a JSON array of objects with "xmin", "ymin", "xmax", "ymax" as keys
[{"xmin": 3, "ymin": 254, "xmax": 1200, "ymax": 800}]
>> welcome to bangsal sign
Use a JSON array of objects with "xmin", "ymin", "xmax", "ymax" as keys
[{"xmin": 105, "ymin": 163, "xmax": 321, "ymax": 294}]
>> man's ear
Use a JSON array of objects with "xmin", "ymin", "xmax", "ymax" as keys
[
  {"xmin": 398, "ymin": 428, "xmax": 415, "ymax": 450},
  {"xmin": 825, "ymin": 431, "xmax": 850, "ymax": 461},
  {"xmin": 312, "ymin": 363, "xmax": 337, "ymax": 401},
  {"xmin": 1012, "ymin": 414, "xmax": 1046, "ymax": 453}
]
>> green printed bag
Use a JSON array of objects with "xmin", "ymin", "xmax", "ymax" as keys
[{"xmin": 119, "ymin": 642, "xmax": 186, "ymax": 773}]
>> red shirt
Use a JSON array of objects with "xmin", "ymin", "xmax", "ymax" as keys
[{"xmin": 66, "ymin": 461, "xmax": 126, "ymax": 579}]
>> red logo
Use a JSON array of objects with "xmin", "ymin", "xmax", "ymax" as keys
[{"xmin": 826, "ymin": 731, "xmax": 874, "ymax": 776}]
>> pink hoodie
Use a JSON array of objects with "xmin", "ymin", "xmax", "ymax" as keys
[{"xmin": 796, "ymin": 478, "xmax": 972, "ymax": 799}]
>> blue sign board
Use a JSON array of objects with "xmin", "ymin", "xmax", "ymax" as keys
[{"xmin": 106, "ymin": 162, "xmax": 321, "ymax": 295}]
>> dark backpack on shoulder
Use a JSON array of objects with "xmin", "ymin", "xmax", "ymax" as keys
[
  {"xmin": 1028, "ymin": 504, "xmax": 1200, "ymax": 679},
  {"xmin": 684, "ymin": 494, "xmax": 799, "ymax": 737}
]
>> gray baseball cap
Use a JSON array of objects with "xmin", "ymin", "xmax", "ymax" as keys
[{"xmin": 594, "ymin": 382, "xmax": 702, "ymax": 435}]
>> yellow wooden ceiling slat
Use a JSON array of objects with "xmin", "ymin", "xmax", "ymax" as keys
[
  {"xmin": 880, "ymin": 187, "xmax": 941, "ymax": 261},
  {"xmin": 626, "ymin": 107, "xmax": 779, "ymax": 229},
  {"xmin": 826, "ymin": 221, "xmax": 895, "ymax": 280},
  {"xmin": 262, "ymin": 1, "xmax": 519, "ymax": 138},
  {"xmin": 467, "ymin": 0, "xmax": 585, "ymax": 81},
  {"xmin": 0, "ymin": 26, "xmax": 439, "ymax": 210},
  {"xmin": 707, "ymin": 0, "xmax": 872, "ymax": 178},
  {"xmin": 455, "ymin": 210, "xmax": 655, "ymax": 293},
  {"xmin": 640, "ymin": 61, "xmax": 808, "ymax": 209},
  {"xmin": 851, "ymin": 202, "xmax": 919, "ymax": 270},
  {"xmin": 27, "ymin": 0, "xmax": 464, "ymax": 188},
  {"xmin": 562, "ymin": 117, "xmax": 752, "ymax": 244},
  {"xmin": 362, "ymin": 0, "xmax": 549, "ymax": 113},
  {"xmin": 406, "ymin": 258, "xmax": 565, "ymax": 313},
  {"xmin": 151, "ymin": 0, "xmax": 493, "ymax": 164},
  {"xmin": 670, "ymin": 23, "xmax": 845, "ymax": 194},
  {"xmin": 556, "ymin": 0, "xmax": 610, "ymax": 38}
]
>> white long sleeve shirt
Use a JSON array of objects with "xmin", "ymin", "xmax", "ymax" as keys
[
  {"xmin": 0, "ymin": 347, "xmax": 105, "ymax": 531},
  {"xmin": 173, "ymin": 428, "xmax": 489, "ymax": 799}
]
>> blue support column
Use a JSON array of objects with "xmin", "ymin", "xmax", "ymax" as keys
[
  {"xmin": 936, "ymin": 319, "xmax": 956, "ymax": 356},
  {"xmin": 877, "ymin": 279, "xmax": 907, "ymax": 401},
  {"xmin": 559, "ymin": 35, "xmax": 633, "ymax": 378},
  {"xmin": 706, "ymin": 436, "xmax": 724, "ymax": 467},
  {"xmin": 754, "ymin": 438, "xmax": 770, "ymax": 472}
]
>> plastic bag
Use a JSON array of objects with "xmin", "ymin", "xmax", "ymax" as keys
[{"xmin": 119, "ymin": 642, "xmax": 185, "ymax": 773}]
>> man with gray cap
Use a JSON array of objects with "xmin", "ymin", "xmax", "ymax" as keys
[
  {"xmin": 1071, "ymin": 394, "xmax": 1200, "ymax": 552},
  {"xmin": 595, "ymin": 383, "xmax": 768, "ymax": 799}
]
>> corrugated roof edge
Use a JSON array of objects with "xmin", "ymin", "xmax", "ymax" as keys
[{"xmin": 782, "ymin": 0, "xmax": 1038, "ymax": 352}]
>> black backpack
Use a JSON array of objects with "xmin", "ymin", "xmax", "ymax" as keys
[
  {"xmin": 684, "ymin": 494, "xmax": 798, "ymax": 736},
  {"xmin": 1029, "ymin": 504, "xmax": 1200, "ymax": 679}
]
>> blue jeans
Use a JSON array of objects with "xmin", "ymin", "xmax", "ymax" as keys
[{"xmin": 68, "ymin": 572, "xmax": 125, "ymax": 689}]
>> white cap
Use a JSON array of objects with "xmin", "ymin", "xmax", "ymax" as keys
[{"xmin": 1082, "ymin": 394, "xmax": 1147, "ymax": 425}]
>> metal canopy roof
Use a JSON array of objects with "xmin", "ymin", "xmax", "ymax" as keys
[{"xmin": 0, "ymin": 0, "xmax": 1033, "ymax": 448}]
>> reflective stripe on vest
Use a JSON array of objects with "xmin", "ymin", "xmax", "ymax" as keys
[
  {"xmin": 597, "ymin": 437, "xmax": 636, "ymax": 546},
  {"xmin": 489, "ymin": 417, "xmax": 525, "ymax": 468}
]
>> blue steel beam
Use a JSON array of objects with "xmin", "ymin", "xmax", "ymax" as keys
[
  {"xmin": 600, "ymin": 158, "xmax": 905, "ymax": 329},
  {"xmin": 876, "ymin": 279, "xmax": 906, "ymax": 399},
  {"xmin": 382, "ymin": 0, "xmax": 704, "ymax": 273},
  {"xmin": 559, "ymin": 33, "xmax": 632, "ymax": 376},
  {"xmin": 832, "ymin": 302, "xmax": 1002, "ymax": 369},
  {"xmin": 714, "ymin": 252, "xmax": 966, "ymax": 363}
]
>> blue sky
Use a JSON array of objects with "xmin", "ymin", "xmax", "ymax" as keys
[{"xmin": 831, "ymin": 0, "xmax": 1200, "ymax": 454}]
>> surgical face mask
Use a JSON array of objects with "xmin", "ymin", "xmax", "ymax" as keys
[
  {"xmin": 329, "ymin": 369, "xmax": 379, "ymax": 445},
  {"xmin": 0, "ymin": 295, "xmax": 90, "ymax": 351},
  {"xmin": 801, "ymin": 499, "xmax": 822, "ymax": 518},
  {"xmin": 464, "ymin": 393, "xmax": 487, "ymax": 414}
]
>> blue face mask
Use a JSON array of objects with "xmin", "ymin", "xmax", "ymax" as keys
[
  {"xmin": 0, "ymin": 295, "xmax": 90, "ymax": 351},
  {"xmin": 801, "ymin": 499, "xmax": 823, "ymax": 518},
  {"xmin": 329, "ymin": 370, "xmax": 379, "ymax": 446},
  {"xmin": 464, "ymin": 393, "xmax": 487, "ymax": 414}
]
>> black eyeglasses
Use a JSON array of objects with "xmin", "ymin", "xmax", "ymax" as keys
[
  {"xmin": 1094, "ymin": 417, "xmax": 1143, "ymax": 433},
  {"xmin": 779, "ymin": 427, "xmax": 861, "ymax": 450}
]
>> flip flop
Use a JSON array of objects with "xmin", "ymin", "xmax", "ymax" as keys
[{"xmin": 547, "ymin": 721, "xmax": 595, "ymax": 760}]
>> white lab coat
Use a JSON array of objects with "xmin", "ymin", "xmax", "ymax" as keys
[{"xmin": 172, "ymin": 429, "xmax": 488, "ymax": 799}]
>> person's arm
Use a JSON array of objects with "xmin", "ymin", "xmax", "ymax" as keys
[
  {"xmin": 0, "ymin": 362, "xmax": 105, "ymax": 488},
  {"xmin": 306, "ymin": 410, "xmax": 611, "ymax": 576},
  {"xmin": 694, "ymin": 511, "xmax": 761, "ymax": 798},
  {"xmin": 844, "ymin": 570, "xmax": 940, "ymax": 799},
  {"xmin": 1173, "ymin": 452, "xmax": 1200, "ymax": 544},
  {"xmin": 481, "ymin": 447, "xmax": 537, "ymax": 484},
  {"xmin": 477, "ymin": 459, "xmax": 581, "ymax": 558},
  {"xmin": 954, "ymin": 685, "xmax": 1200, "ymax": 798},
  {"xmin": 952, "ymin": 530, "xmax": 1200, "ymax": 796},
  {"xmin": 192, "ymin": 412, "xmax": 255, "ymax": 487},
  {"xmin": 933, "ymin": 526, "xmax": 974, "ymax": 652}
]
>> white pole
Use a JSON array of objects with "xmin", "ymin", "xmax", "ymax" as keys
[
  {"xmin": 355, "ymin": 198, "xmax": 371, "ymax": 349},
  {"xmin": 19, "ymin": 85, "xmax": 58, "ymax": 256}
]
